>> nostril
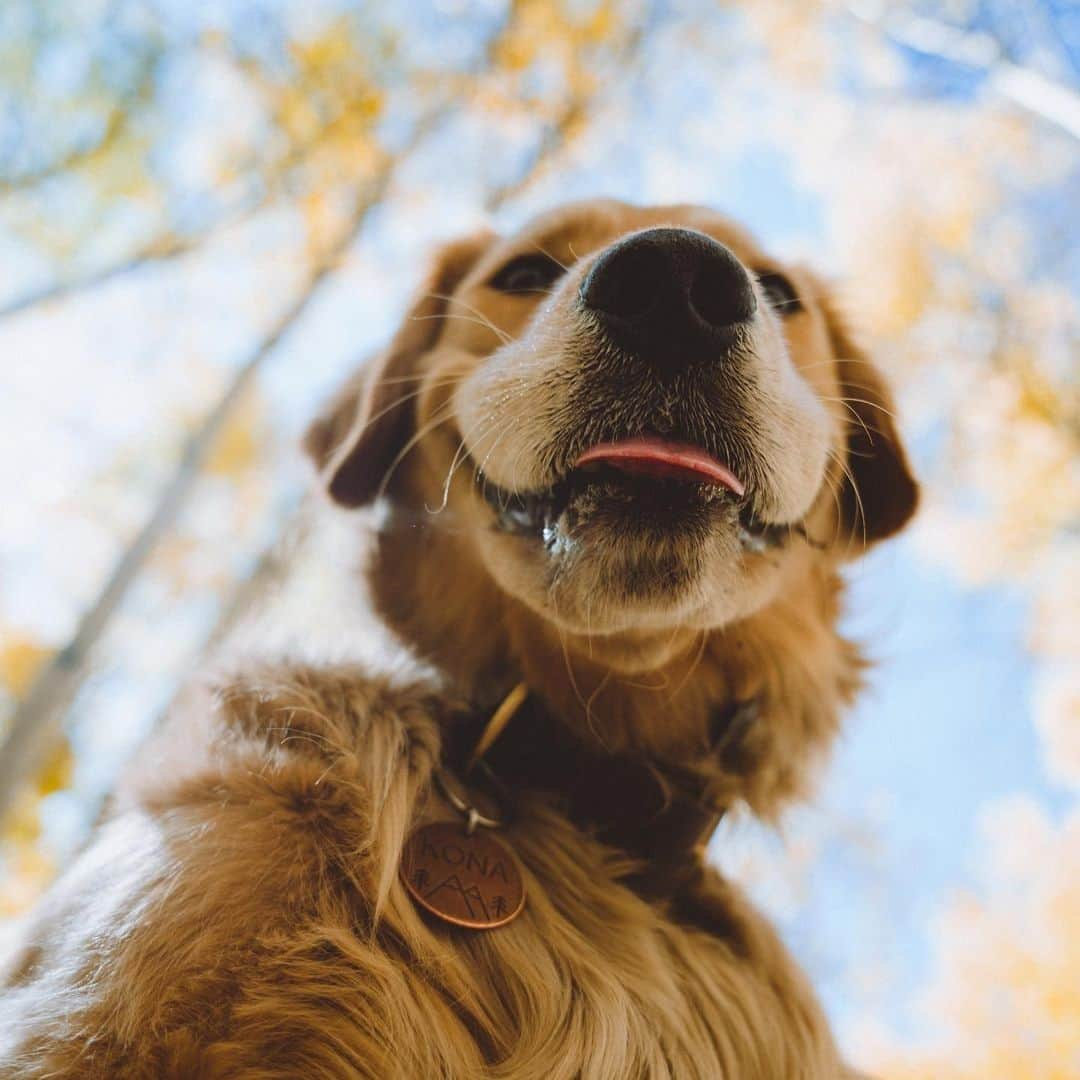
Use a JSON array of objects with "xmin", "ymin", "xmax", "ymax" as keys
[
  {"xmin": 688, "ymin": 253, "xmax": 756, "ymax": 330},
  {"xmin": 580, "ymin": 246, "xmax": 661, "ymax": 321}
]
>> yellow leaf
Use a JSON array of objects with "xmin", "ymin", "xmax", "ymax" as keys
[
  {"xmin": 206, "ymin": 390, "xmax": 263, "ymax": 477},
  {"xmin": 1, "ymin": 786, "xmax": 41, "ymax": 847},
  {"xmin": 36, "ymin": 739, "xmax": 74, "ymax": 797},
  {"xmin": 0, "ymin": 843, "xmax": 54, "ymax": 918},
  {"xmin": 0, "ymin": 635, "xmax": 51, "ymax": 698}
]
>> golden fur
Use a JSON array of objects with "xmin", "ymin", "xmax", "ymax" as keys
[{"xmin": 0, "ymin": 200, "xmax": 917, "ymax": 1078}]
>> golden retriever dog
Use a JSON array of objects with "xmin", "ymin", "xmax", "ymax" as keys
[{"xmin": 0, "ymin": 200, "xmax": 917, "ymax": 1078}]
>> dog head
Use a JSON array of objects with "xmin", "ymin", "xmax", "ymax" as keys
[{"xmin": 307, "ymin": 200, "xmax": 917, "ymax": 648}]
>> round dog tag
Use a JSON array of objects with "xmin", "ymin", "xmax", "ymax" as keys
[{"xmin": 401, "ymin": 821, "xmax": 525, "ymax": 930}]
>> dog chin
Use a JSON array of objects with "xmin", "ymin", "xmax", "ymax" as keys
[{"xmin": 538, "ymin": 547, "xmax": 748, "ymax": 637}]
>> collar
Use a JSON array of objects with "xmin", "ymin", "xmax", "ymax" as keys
[{"xmin": 441, "ymin": 686, "xmax": 762, "ymax": 899}]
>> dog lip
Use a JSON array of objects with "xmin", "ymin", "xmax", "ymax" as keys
[
  {"xmin": 476, "ymin": 458, "xmax": 790, "ymax": 552},
  {"xmin": 574, "ymin": 437, "xmax": 746, "ymax": 496}
]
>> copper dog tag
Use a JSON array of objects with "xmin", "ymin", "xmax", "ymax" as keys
[{"xmin": 402, "ymin": 822, "xmax": 525, "ymax": 929}]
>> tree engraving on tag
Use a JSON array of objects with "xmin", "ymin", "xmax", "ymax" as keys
[{"xmin": 401, "ymin": 822, "xmax": 525, "ymax": 929}]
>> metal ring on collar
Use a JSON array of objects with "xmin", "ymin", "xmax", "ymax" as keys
[{"xmin": 433, "ymin": 766, "xmax": 502, "ymax": 833}]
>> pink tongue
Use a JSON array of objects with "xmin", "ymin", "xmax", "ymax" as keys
[{"xmin": 575, "ymin": 437, "xmax": 745, "ymax": 496}]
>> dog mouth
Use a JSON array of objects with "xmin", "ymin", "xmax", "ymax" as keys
[{"xmin": 477, "ymin": 435, "xmax": 792, "ymax": 553}]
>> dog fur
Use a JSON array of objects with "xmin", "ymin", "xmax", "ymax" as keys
[{"xmin": 0, "ymin": 200, "xmax": 918, "ymax": 1078}]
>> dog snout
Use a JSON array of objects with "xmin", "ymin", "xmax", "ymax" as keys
[{"xmin": 579, "ymin": 227, "xmax": 756, "ymax": 367}]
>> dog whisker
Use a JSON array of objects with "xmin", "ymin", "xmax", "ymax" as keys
[
  {"xmin": 822, "ymin": 394, "xmax": 898, "ymax": 424},
  {"xmin": 411, "ymin": 310, "xmax": 514, "ymax": 345},
  {"xmin": 425, "ymin": 292, "xmax": 514, "ymax": 346},
  {"xmin": 374, "ymin": 399, "xmax": 458, "ymax": 501},
  {"xmin": 524, "ymin": 238, "xmax": 573, "ymax": 274}
]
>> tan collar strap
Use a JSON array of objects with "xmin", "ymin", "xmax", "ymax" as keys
[{"xmin": 467, "ymin": 681, "xmax": 529, "ymax": 769}]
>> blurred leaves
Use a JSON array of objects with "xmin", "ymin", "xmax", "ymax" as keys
[
  {"xmin": 0, "ymin": 0, "xmax": 643, "ymax": 313},
  {"xmin": 0, "ymin": 739, "xmax": 70, "ymax": 918},
  {"xmin": 874, "ymin": 800, "xmax": 1080, "ymax": 1080}
]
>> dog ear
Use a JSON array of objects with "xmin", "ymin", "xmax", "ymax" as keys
[
  {"xmin": 304, "ymin": 230, "xmax": 495, "ymax": 507},
  {"xmin": 818, "ymin": 290, "xmax": 919, "ymax": 545}
]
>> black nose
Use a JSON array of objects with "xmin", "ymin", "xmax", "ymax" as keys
[{"xmin": 579, "ymin": 227, "xmax": 756, "ymax": 365}]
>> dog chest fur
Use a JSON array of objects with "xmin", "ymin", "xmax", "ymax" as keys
[{"xmin": 0, "ymin": 666, "xmax": 842, "ymax": 1079}]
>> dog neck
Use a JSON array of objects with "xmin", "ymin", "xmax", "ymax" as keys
[
  {"xmin": 368, "ymin": 507, "xmax": 863, "ymax": 822},
  {"xmin": 440, "ymin": 688, "xmax": 761, "ymax": 896}
]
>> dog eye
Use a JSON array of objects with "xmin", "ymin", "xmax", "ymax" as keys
[
  {"xmin": 488, "ymin": 253, "xmax": 566, "ymax": 295},
  {"xmin": 756, "ymin": 271, "xmax": 803, "ymax": 316}
]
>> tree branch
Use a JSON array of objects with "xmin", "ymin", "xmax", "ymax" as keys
[{"xmin": 0, "ymin": 118, "xmax": 436, "ymax": 821}]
